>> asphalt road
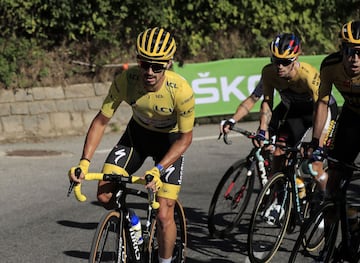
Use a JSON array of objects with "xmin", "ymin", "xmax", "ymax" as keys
[{"xmin": 0, "ymin": 121, "xmax": 303, "ymax": 263}]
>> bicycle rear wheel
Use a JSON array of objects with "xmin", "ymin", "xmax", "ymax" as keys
[
  {"xmin": 147, "ymin": 200, "xmax": 187, "ymax": 263},
  {"xmin": 89, "ymin": 211, "xmax": 127, "ymax": 263},
  {"xmin": 208, "ymin": 159, "xmax": 255, "ymax": 238},
  {"xmin": 289, "ymin": 201, "xmax": 339, "ymax": 263},
  {"xmin": 247, "ymin": 172, "xmax": 292, "ymax": 263}
]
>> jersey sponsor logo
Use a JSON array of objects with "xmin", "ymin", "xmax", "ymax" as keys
[
  {"xmin": 192, "ymin": 72, "xmax": 261, "ymax": 104},
  {"xmin": 324, "ymin": 119, "xmax": 336, "ymax": 149},
  {"xmin": 164, "ymin": 165, "xmax": 176, "ymax": 183},
  {"xmin": 153, "ymin": 105, "xmax": 174, "ymax": 114},
  {"xmin": 166, "ymin": 81, "xmax": 177, "ymax": 89},
  {"xmin": 114, "ymin": 149, "xmax": 126, "ymax": 164},
  {"xmin": 180, "ymin": 107, "xmax": 194, "ymax": 116},
  {"xmin": 312, "ymin": 73, "xmax": 320, "ymax": 86},
  {"xmin": 129, "ymin": 227, "xmax": 141, "ymax": 260}
]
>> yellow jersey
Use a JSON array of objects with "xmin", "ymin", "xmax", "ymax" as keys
[
  {"xmin": 319, "ymin": 51, "xmax": 360, "ymax": 114},
  {"xmin": 262, "ymin": 62, "xmax": 320, "ymax": 108},
  {"xmin": 101, "ymin": 67, "xmax": 195, "ymax": 133}
]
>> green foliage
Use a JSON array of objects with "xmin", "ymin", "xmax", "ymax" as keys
[{"xmin": 0, "ymin": 0, "xmax": 359, "ymax": 88}]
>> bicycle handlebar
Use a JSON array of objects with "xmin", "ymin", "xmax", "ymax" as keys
[
  {"xmin": 219, "ymin": 126, "xmax": 256, "ymax": 145},
  {"xmin": 70, "ymin": 168, "xmax": 160, "ymax": 209}
]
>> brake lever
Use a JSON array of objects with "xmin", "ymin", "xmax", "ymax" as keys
[{"xmin": 67, "ymin": 167, "xmax": 81, "ymax": 197}]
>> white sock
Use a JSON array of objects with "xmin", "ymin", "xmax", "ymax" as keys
[{"xmin": 158, "ymin": 256, "xmax": 172, "ymax": 263}]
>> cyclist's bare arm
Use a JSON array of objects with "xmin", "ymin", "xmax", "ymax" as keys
[
  {"xmin": 82, "ymin": 111, "xmax": 110, "ymax": 160},
  {"xmin": 233, "ymin": 94, "xmax": 260, "ymax": 121},
  {"xmin": 221, "ymin": 94, "xmax": 261, "ymax": 134},
  {"xmin": 259, "ymin": 100, "xmax": 272, "ymax": 131},
  {"xmin": 69, "ymin": 111, "xmax": 110, "ymax": 183}
]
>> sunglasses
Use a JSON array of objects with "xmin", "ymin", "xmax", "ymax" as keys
[
  {"xmin": 344, "ymin": 46, "xmax": 360, "ymax": 57},
  {"xmin": 271, "ymin": 56, "xmax": 295, "ymax": 66},
  {"xmin": 138, "ymin": 61, "xmax": 166, "ymax": 73}
]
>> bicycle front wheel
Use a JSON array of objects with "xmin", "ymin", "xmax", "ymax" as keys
[
  {"xmin": 289, "ymin": 201, "xmax": 339, "ymax": 263},
  {"xmin": 147, "ymin": 200, "xmax": 187, "ymax": 263},
  {"xmin": 208, "ymin": 159, "xmax": 255, "ymax": 238},
  {"xmin": 247, "ymin": 172, "xmax": 292, "ymax": 263},
  {"xmin": 89, "ymin": 211, "xmax": 127, "ymax": 263}
]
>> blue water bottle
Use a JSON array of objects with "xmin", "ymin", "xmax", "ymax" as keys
[{"xmin": 128, "ymin": 209, "xmax": 143, "ymax": 245}]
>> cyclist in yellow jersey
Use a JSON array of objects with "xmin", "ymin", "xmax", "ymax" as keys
[
  {"xmin": 310, "ymin": 20, "xmax": 360, "ymax": 259},
  {"xmin": 68, "ymin": 27, "xmax": 195, "ymax": 263},
  {"xmin": 255, "ymin": 33, "xmax": 338, "ymax": 221}
]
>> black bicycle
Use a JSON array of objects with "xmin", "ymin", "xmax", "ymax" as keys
[
  {"xmin": 207, "ymin": 126, "xmax": 273, "ymax": 238},
  {"xmin": 68, "ymin": 169, "xmax": 187, "ymax": 263},
  {"xmin": 289, "ymin": 157, "xmax": 360, "ymax": 263},
  {"xmin": 247, "ymin": 142, "xmax": 321, "ymax": 263}
]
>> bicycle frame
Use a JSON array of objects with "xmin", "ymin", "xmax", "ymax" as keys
[
  {"xmin": 286, "ymin": 148, "xmax": 306, "ymax": 223},
  {"xmin": 226, "ymin": 126, "xmax": 273, "ymax": 189},
  {"xmin": 119, "ymin": 187, "xmax": 154, "ymax": 262},
  {"xmin": 279, "ymin": 143, "xmax": 319, "ymax": 228},
  {"xmin": 224, "ymin": 140, "xmax": 272, "ymax": 205},
  {"xmin": 275, "ymin": 125, "xmax": 315, "ymax": 227}
]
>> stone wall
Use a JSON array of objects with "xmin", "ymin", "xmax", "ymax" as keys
[{"xmin": 0, "ymin": 82, "xmax": 132, "ymax": 142}]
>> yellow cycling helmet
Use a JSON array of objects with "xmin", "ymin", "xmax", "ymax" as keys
[
  {"xmin": 340, "ymin": 20, "xmax": 360, "ymax": 44},
  {"xmin": 270, "ymin": 33, "xmax": 301, "ymax": 59},
  {"xmin": 136, "ymin": 27, "xmax": 176, "ymax": 61}
]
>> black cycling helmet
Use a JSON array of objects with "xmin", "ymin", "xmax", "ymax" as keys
[
  {"xmin": 270, "ymin": 33, "xmax": 301, "ymax": 59},
  {"xmin": 136, "ymin": 27, "xmax": 176, "ymax": 61},
  {"xmin": 339, "ymin": 20, "xmax": 360, "ymax": 44}
]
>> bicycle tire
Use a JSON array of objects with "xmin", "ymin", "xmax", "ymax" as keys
[
  {"xmin": 147, "ymin": 200, "xmax": 187, "ymax": 263},
  {"xmin": 289, "ymin": 201, "xmax": 339, "ymax": 263},
  {"xmin": 247, "ymin": 172, "xmax": 292, "ymax": 263},
  {"xmin": 89, "ymin": 211, "xmax": 127, "ymax": 263},
  {"xmin": 207, "ymin": 159, "xmax": 255, "ymax": 238},
  {"xmin": 302, "ymin": 180, "xmax": 324, "ymax": 252}
]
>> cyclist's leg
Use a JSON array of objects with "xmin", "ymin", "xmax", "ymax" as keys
[
  {"xmin": 269, "ymin": 102, "xmax": 289, "ymax": 176},
  {"xmin": 310, "ymin": 104, "xmax": 337, "ymax": 192},
  {"xmin": 156, "ymin": 156, "xmax": 183, "ymax": 262},
  {"xmin": 270, "ymin": 102, "xmax": 312, "ymax": 173},
  {"xmin": 157, "ymin": 197, "xmax": 177, "ymax": 261},
  {"xmin": 270, "ymin": 109, "xmax": 311, "ymax": 207}
]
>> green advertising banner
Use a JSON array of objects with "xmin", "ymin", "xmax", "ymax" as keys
[{"xmin": 173, "ymin": 55, "xmax": 344, "ymax": 118}]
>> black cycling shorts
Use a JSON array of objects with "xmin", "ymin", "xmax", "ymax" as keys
[{"xmin": 104, "ymin": 118, "xmax": 184, "ymax": 186}]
